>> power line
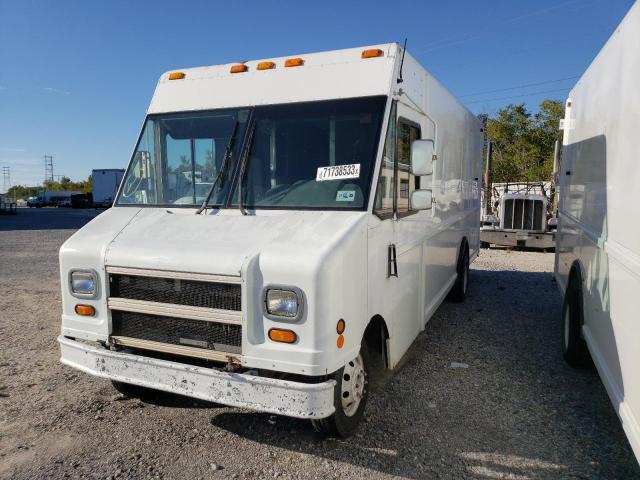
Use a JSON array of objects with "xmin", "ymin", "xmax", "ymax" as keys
[
  {"xmin": 465, "ymin": 87, "xmax": 571, "ymax": 105},
  {"xmin": 460, "ymin": 75, "xmax": 579, "ymax": 98},
  {"xmin": 411, "ymin": 0, "xmax": 586, "ymax": 53}
]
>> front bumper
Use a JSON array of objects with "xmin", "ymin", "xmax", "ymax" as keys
[
  {"xmin": 58, "ymin": 336, "xmax": 336, "ymax": 419},
  {"xmin": 481, "ymin": 229, "xmax": 555, "ymax": 249}
]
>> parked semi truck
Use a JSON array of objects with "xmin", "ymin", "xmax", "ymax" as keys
[
  {"xmin": 92, "ymin": 168, "xmax": 125, "ymax": 208},
  {"xmin": 28, "ymin": 190, "xmax": 82, "ymax": 207},
  {"xmin": 58, "ymin": 44, "xmax": 483, "ymax": 436},
  {"xmin": 480, "ymin": 141, "xmax": 559, "ymax": 250},
  {"xmin": 556, "ymin": 2, "xmax": 640, "ymax": 463}
]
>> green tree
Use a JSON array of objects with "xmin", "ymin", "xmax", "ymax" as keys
[{"xmin": 482, "ymin": 99, "xmax": 564, "ymax": 183}]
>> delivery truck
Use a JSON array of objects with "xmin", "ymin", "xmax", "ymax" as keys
[
  {"xmin": 92, "ymin": 168, "xmax": 125, "ymax": 208},
  {"xmin": 58, "ymin": 43, "xmax": 483, "ymax": 436},
  {"xmin": 556, "ymin": 2, "xmax": 640, "ymax": 463}
]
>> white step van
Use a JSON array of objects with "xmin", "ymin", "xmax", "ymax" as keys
[
  {"xmin": 556, "ymin": 3, "xmax": 640, "ymax": 463},
  {"xmin": 59, "ymin": 44, "xmax": 482, "ymax": 436}
]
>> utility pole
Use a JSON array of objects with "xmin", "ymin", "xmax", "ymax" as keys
[
  {"xmin": 551, "ymin": 139, "xmax": 561, "ymax": 217},
  {"xmin": 483, "ymin": 141, "xmax": 493, "ymax": 217},
  {"xmin": 44, "ymin": 155, "xmax": 54, "ymax": 183},
  {"xmin": 2, "ymin": 166, "xmax": 10, "ymax": 197}
]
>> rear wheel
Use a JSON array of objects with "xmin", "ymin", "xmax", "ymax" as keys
[
  {"xmin": 448, "ymin": 244, "xmax": 469, "ymax": 302},
  {"xmin": 311, "ymin": 347, "xmax": 369, "ymax": 437},
  {"xmin": 561, "ymin": 276, "xmax": 591, "ymax": 367}
]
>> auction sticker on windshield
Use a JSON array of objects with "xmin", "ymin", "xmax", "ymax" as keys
[{"xmin": 316, "ymin": 164, "xmax": 360, "ymax": 182}]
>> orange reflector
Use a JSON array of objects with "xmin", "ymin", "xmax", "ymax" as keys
[
  {"xmin": 268, "ymin": 328, "xmax": 297, "ymax": 344},
  {"xmin": 361, "ymin": 48, "xmax": 383, "ymax": 59},
  {"xmin": 168, "ymin": 71, "xmax": 186, "ymax": 80},
  {"xmin": 75, "ymin": 304, "xmax": 95, "ymax": 316},
  {"xmin": 337, "ymin": 334, "xmax": 345, "ymax": 349},
  {"xmin": 230, "ymin": 64, "xmax": 248, "ymax": 74},
  {"xmin": 284, "ymin": 57, "xmax": 304, "ymax": 68},
  {"xmin": 257, "ymin": 61, "xmax": 276, "ymax": 71},
  {"xmin": 336, "ymin": 319, "xmax": 346, "ymax": 334}
]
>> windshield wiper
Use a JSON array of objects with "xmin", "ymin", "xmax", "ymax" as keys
[
  {"xmin": 237, "ymin": 116, "xmax": 256, "ymax": 216},
  {"xmin": 196, "ymin": 120, "xmax": 239, "ymax": 214}
]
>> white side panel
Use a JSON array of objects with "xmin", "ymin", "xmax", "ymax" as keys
[
  {"xmin": 367, "ymin": 51, "xmax": 482, "ymax": 368},
  {"xmin": 555, "ymin": 2, "xmax": 640, "ymax": 462}
]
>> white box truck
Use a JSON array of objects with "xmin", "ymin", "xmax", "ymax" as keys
[
  {"xmin": 556, "ymin": 3, "xmax": 640, "ymax": 463},
  {"xmin": 92, "ymin": 168, "xmax": 125, "ymax": 207},
  {"xmin": 58, "ymin": 44, "xmax": 482, "ymax": 436}
]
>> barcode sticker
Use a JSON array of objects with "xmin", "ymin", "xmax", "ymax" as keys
[{"xmin": 316, "ymin": 164, "xmax": 360, "ymax": 182}]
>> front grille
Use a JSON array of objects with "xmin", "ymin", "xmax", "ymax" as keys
[
  {"xmin": 112, "ymin": 311, "xmax": 241, "ymax": 354},
  {"xmin": 503, "ymin": 198, "xmax": 544, "ymax": 231},
  {"xmin": 109, "ymin": 274, "xmax": 241, "ymax": 311}
]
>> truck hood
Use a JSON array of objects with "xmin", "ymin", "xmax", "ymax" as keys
[{"xmin": 103, "ymin": 208, "xmax": 367, "ymax": 276}]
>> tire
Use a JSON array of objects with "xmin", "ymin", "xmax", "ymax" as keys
[
  {"xmin": 448, "ymin": 244, "xmax": 469, "ymax": 302},
  {"xmin": 311, "ymin": 346, "xmax": 370, "ymax": 437},
  {"xmin": 111, "ymin": 380, "xmax": 155, "ymax": 399},
  {"xmin": 561, "ymin": 276, "xmax": 591, "ymax": 367}
]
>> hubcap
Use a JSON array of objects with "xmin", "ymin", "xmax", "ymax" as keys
[{"xmin": 341, "ymin": 353, "xmax": 366, "ymax": 417}]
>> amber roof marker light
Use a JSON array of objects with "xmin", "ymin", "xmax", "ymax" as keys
[
  {"xmin": 168, "ymin": 71, "xmax": 186, "ymax": 80},
  {"xmin": 257, "ymin": 61, "xmax": 276, "ymax": 71},
  {"xmin": 230, "ymin": 64, "xmax": 249, "ymax": 74},
  {"xmin": 284, "ymin": 57, "xmax": 304, "ymax": 68},
  {"xmin": 361, "ymin": 48, "xmax": 384, "ymax": 59}
]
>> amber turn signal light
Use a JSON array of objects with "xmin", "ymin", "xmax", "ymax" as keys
[
  {"xmin": 75, "ymin": 304, "xmax": 95, "ymax": 316},
  {"xmin": 336, "ymin": 319, "xmax": 346, "ymax": 334},
  {"xmin": 268, "ymin": 328, "xmax": 297, "ymax": 344},
  {"xmin": 230, "ymin": 64, "xmax": 248, "ymax": 73},
  {"xmin": 284, "ymin": 57, "xmax": 304, "ymax": 67},
  {"xmin": 257, "ymin": 61, "xmax": 276, "ymax": 70},
  {"xmin": 361, "ymin": 48, "xmax": 383, "ymax": 58},
  {"xmin": 168, "ymin": 71, "xmax": 186, "ymax": 80},
  {"xmin": 336, "ymin": 334, "xmax": 345, "ymax": 348}
]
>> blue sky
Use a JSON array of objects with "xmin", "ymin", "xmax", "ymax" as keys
[{"xmin": 0, "ymin": 0, "xmax": 634, "ymax": 188}]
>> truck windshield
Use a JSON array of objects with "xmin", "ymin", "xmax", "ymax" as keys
[
  {"xmin": 233, "ymin": 96, "xmax": 385, "ymax": 210},
  {"xmin": 117, "ymin": 96, "xmax": 385, "ymax": 210},
  {"xmin": 118, "ymin": 108, "xmax": 249, "ymax": 207}
]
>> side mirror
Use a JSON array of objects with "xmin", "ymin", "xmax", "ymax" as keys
[
  {"xmin": 411, "ymin": 189, "xmax": 433, "ymax": 211},
  {"xmin": 410, "ymin": 139, "xmax": 435, "ymax": 176}
]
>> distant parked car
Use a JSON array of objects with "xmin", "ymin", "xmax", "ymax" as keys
[
  {"xmin": 57, "ymin": 198, "xmax": 72, "ymax": 208},
  {"xmin": 27, "ymin": 196, "xmax": 42, "ymax": 208}
]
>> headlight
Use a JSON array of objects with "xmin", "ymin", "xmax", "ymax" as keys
[
  {"xmin": 264, "ymin": 287, "xmax": 304, "ymax": 321},
  {"xmin": 69, "ymin": 269, "xmax": 98, "ymax": 298}
]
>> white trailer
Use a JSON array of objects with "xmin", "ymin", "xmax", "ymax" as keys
[
  {"xmin": 58, "ymin": 44, "xmax": 483, "ymax": 436},
  {"xmin": 556, "ymin": 2, "xmax": 640, "ymax": 463},
  {"xmin": 92, "ymin": 168, "xmax": 125, "ymax": 207}
]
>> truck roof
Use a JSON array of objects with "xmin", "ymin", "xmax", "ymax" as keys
[{"xmin": 148, "ymin": 44, "xmax": 399, "ymax": 114}]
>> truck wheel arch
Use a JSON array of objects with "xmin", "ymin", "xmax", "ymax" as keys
[{"xmin": 363, "ymin": 315, "xmax": 390, "ymax": 371}]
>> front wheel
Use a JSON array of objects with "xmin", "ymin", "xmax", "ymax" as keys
[{"xmin": 311, "ymin": 347, "xmax": 369, "ymax": 437}]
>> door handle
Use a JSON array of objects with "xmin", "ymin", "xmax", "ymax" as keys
[{"xmin": 388, "ymin": 244, "xmax": 398, "ymax": 278}]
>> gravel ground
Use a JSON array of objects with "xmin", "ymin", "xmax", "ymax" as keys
[{"xmin": 1, "ymin": 209, "xmax": 638, "ymax": 479}]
